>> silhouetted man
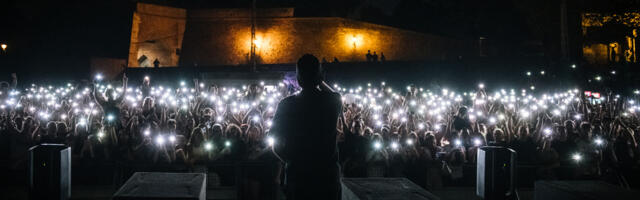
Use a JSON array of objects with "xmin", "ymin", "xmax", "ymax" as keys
[
  {"xmin": 153, "ymin": 59, "xmax": 160, "ymax": 68},
  {"xmin": 372, "ymin": 51, "xmax": 378, "ymax": 62},
  {"xmin": 271, "ymin": 54, "xmax": 342, "ymax": 200}
]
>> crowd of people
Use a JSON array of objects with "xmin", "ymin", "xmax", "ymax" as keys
[{"xmin": 1, "ymin": 74, "xmax": 639, "ymax": 189}]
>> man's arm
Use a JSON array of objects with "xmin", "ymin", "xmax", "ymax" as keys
[
  {"xmin": 10, "ymin": 73, "xmax": 17, "ymax": 89},
  {"xmin": 116, "ymin": 73, "xmax": 128, "ymax": 103}
]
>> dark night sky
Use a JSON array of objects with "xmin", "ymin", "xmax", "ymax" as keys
[
  {"xmin": 0, "ymin": 0, "xmax": 134, "ymax": 78},
  {"xmin": 0, "ymin": 0, "xmax": 638, "ymax": 80}
]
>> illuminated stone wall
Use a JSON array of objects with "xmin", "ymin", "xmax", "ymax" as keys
[
  {"xmin": 128, "ymin": 3, "xmax": 186, "ymax": 67},
  {"xmin": 179, "ymin": 16, "xmax": 470, "ymax": 66},
  {"xmin": 128, "ymin": 3, "xmax": 472, "ymax": 67}
]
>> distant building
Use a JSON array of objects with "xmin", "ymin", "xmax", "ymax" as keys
[
  {"xmin": 580, "ymin": 12, "xmax": 639, "ymax": 65},
  {"xmin": 127, "ymin": 3, "xmax": 475, "ymax": 67}
]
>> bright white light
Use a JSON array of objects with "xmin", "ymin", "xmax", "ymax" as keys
[
  {"xmin": 79, "ymin": 118, "xmax": 87, "ymax": 126},
  {"xmin": 267, "ymin": 136, "xmax": 275, "ymax": 146},
  {"xmin": 473, "ymin": 138, "xmax": 482, "ymax": 146},
  {"xmin": 97, "ymin": 131, "xmax": 105, "ymax": 138},
  {"xmin": 205, "ymin": 143, "xmax": 213, "ymax": 150},
  {"xmin": 252, "ymin": 115, "xmax": 260, "ymax": 122},
  {"xmin": 571, "ymin": 64, "xmax": 576, "ymax": 69},
  {"xmin": 574, "ymin": 114, "xmax": 582, "ymax": 120},
  {"xmin": 374, "ymin": 141, "xmax": 382, "ymax": 150},
  {"xmin": 543, "ymin": 128, "xmax": 552, "ymax": 136},
  {"xmin": 95, "ymin": 74, "xmax": 103, "ymax": 80},
  {"xmin": 406, "ymin": 139, "xmax": 414, "ymax": 145},
  {"xmin": 454, "ymin": 139, "xmax": 462, "ymax": 146},
  {"xmin": 526, "ymin": 71, "xmax": 531, "ymax": 76},
  {"xmin": 478, "ymin": 83, "xmax": 484, "ymax": 89},
  {"xmin": 572, "ymin": 153, "xmax": 582, "ymax": 162},
  {"xmin": 489, "ymin": 117, "xmax": 497, "ymax": 124},
  {"xmin": 391, "ymin": 142, "xmax": 399, "ymax": 149},
  {"xmin": 106, "ymin": 114, "xmax": 114, "ymax": 121},
  {"xmin": 169, "ymin": 135, "xmax": 176, "ymax": 143},
  {"xmin": 40, "ymin": 112, "xmax": 50, "ymax": 120},
  {"xmin": 552, "ymin": 109, "xmax": 561, "ymax": 116},
  {"xmin": 520, "ymin": 110, "xmax": 530, "ymax": 118},
  {"xmin": 144, "ymin": 129, "xmax": 151, "ymax": 136},
  {"xmin": 156, "ymin": 135, "xmax": 165, "ymax": 145},
  {"xmin": 595, "ymin": 138, "xmax": 603, "ymax": 146},
  {"xmin": 225, "ymin": 141, "xmax": 231, "ymax": 147}
]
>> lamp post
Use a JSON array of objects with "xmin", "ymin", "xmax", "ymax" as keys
[{"xmin": 250, "ymin": 0, "xmax": 257, "ymax": 72}]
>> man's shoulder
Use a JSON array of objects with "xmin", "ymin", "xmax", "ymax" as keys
[
  {"xmin": 281, "ymin": 95, "xmax": 296, "ymax": 101},
  {"xmin": 277, "ymin": 95, "xmax": 297, "ymax": 106},
  {"xmin": 323, "ymin": 91, "xmax": 342, "ymax": 101}
]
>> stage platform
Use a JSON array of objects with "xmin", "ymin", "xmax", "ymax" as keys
[{"xmin": 342, "ymin": 178, "xmax": 441, "ymax": 200}]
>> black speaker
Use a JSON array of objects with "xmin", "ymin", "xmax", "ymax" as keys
[
  {"xmin": 476, "ymin": 146, "xmax": 516, "ymax": 200},
  {"xmin": 28, "ymin": 144, "xmax": 71, "ymax": 200}
]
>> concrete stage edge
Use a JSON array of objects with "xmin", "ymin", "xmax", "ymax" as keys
[
  {"xmin": 342, "ymin": 178, "xmax": 440, "ymax": 200},
  {"xmin": 113, "ymin": 172, "xmax": 206, "ymax": 200}
]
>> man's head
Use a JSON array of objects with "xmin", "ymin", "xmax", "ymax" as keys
[
  {"xmin": 457, "ymin": 106, "xmax": 468, "ymax": 116},
  {"xmin": 296, "ymin": 54, "xmax": 322, "ymax": 90}
]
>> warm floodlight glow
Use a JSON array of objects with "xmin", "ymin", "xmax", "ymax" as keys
[
  {"xmin": 347, "ymin": 34, "xmax": 364, "ymax": 49},
  {"xmin": 253, "ymin": 38, "xmax": 261, "ymax": 49}
]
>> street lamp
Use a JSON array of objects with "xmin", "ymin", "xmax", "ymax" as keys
[{"xmin": 0, "ymin": 43, "xmax": 6, "ymax": 52}]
